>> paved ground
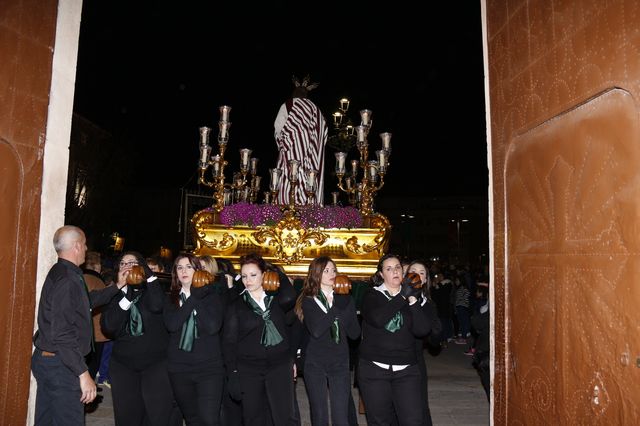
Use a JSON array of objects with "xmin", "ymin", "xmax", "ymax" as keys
[{"xmin": 86, "ymin": 341, "xmax": 488, "ymax": 425}]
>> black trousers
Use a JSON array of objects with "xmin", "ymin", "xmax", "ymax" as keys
[
  {"xmin": 238, "ymin": 360, "xmax": 295, "ymax": 426},
  {"xmin": 169, "ymin": 369, "xmax": 224, "ymax": 426},
  {"xmin": 303, "ymin": 358, "xmax": 352, "ymax": 426},
  {"xmin": 416, "ymin": 354, "xmax": 433, "ymax": 426},
  {"xmin": 32, "ymin": 350, "xmax": 83, "ymax": 425},
  {"xmin": 110, "ymin": 356, "xmax": 181, "ymax": 426},
  {"xmin": 357, "ymin": 361, "xmax": 423, "ymax": 426}
]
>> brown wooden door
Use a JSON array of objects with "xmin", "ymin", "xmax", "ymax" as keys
[
  {"xmin": 485, "ymin": 1, "xmax": 640, "ymax": 423},
  {"xmin": 0, "ymin": 0, "xmax": 58, "ymax": 423}
]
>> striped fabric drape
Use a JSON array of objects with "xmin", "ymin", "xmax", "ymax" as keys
[{"xmin": 275, "ymin": 98, "xmax": 328, "ymax": 205}]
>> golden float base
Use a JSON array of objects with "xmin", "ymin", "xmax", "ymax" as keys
[{"xmin": 191, "ymin": 208, "xmax": 391, "ymax": 279}]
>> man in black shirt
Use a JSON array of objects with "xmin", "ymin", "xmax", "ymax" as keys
[{"xmin": 31, "ymin": 225, "xmax": 121, "ymax": 425}]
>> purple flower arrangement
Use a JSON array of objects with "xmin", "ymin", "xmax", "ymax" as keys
[{"xmin": 215, "ymin": 202, "xmax": 363, "ymax": 228}]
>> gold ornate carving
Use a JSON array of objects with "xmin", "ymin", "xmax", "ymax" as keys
[
  {"xmin": 345, "ymin": 213, "xmax": 391, "ymax": 255},
  {"xmin": 252, "ymin": 210, "xmax": 328, "ymax": 263},
  {"xmin": 191, "ymin": 208, "xmax": 391, "ymax": 278},
  {"xmin": 201, "ymin": 232, "xmax": 236, "ymax": 251}
]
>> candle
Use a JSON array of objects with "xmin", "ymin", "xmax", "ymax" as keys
[
  {"xmin": 335, "ymin": 152, "xmax": 347, "ymax": 174},
  {"xmin": 219, "ymin": 121, "xmax": 230, "ymax": 140},
  {"xmin": 239, "ymin": 148, "xmax": 252, "ymax": 170},
  {"xmin": 380, "ymin": 132, "xmax": 392, "ymax": 153},
  {"xmin": 199, "ymin": 144, "xmax": 211, "ymax": 167},
  {"xmin": 345, "ymin": 176, "xmax": 353, "ymax": 190},
  {"xmin": 356, "ymin": 125, "xmax": 367, "ymax": 143},
  {"xmin": 250, "ymin": 158, "xmax": 259, "ymax": 175},
  {"xmin": 305, "ymin": 170, "xmax": 317, "ymax": 192},
  {"xmin": 289, "ymin": 159, "xmax": 300, "ymax": 182},
  {"xmin": 212, "ymin": 155, "xmax": 221, "ymax": 176},
  {"xmin": 376, "ymin": 150, "xmax": 386, "ymax": 172},
  {"xmin": 351, "ymin": 160, "xmax": 359, "ymax": 177},
  {"xmin": 252, "ymin": 175, "xmax": 261, "ymax": 191},
  {"xmin": 331, "ymin": 192, "xmax": 339, "ymax": 206},
  {"xmin": 199, "ymin": 126, "xmax": 211, "ymax": 146},
  {"xmin": 360, "ymin": 109, "xmax": 372, "ymax": 126},
  {"xmin": 219, "ymin": 105, "xmax": 231, "ymax": 122},
  {"xmin": 340, "ymin": 98, "xmax": 350, "ymax": 112},
  {"xmin": 332, "ymin": 112, "xmax": 343, "ymax": 127},
  {"xmin": 264, "ymin": 191, "xmax": 271, "ymax": 204},
  {"xmin": 270, "ymin": 168, "xmax": 282, "ymax": 191},
  {"xmin": 368, "ymin": 161, "xmax": 379, "ymax": 181}
]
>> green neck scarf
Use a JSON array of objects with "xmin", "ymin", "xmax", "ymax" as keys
[
  {"xmin": 179, "ymin": 293, "xmax": 199, "ymax": 352},
  {"xmin": 128, "ymin": 293, "xmax": 144, "ymax": 336},
  {"xmin": 243, "ymin": 291, "xmax": 283, "ymax": 347},
  {"xmin": 383, "ymin": 290, "xmax": 403, "ymax": 333},
  {"xmin": 317, "ymin": 290, "xmax": 340, "ymax": 344}
]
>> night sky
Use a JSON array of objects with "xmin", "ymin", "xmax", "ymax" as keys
[{"xmin": 73, "ymin": 1, "xmax": 487, "ymax": 198}]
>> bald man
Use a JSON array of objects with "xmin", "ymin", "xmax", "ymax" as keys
[{"xmin": 32, "ymin": 225, "xmax": 122, "ymax": 425}]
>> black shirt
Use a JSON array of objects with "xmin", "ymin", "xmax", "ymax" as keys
[
  {"xmin": 301, "ymin": 293, "xmax": 360, "ymax": 363},
  {"xmin": 33, "ymin": 258, "xmax": 119, "ymax": 375},
  {"xmin": 164, "ymin": 290, "xmax": 226, "ymax": 373},
  {"xmin": 222, "ymin": 273, "xmax": 296, "ymax": 372},
  {"xmin": 358, "ymin": 286, "xmax": 430, "ymax": 366},
  {"xmin": 101, "ymin": 281, "xmax": 170, "ymax": 369}
]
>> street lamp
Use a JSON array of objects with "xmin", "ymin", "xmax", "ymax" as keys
[{"xmin": 450, "ymin": 219, "xmax": 469, "ymax": 250}]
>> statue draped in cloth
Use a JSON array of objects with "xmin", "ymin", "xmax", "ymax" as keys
[{"xmin": 273, "ymin": 75, "xmax": 328, "ymax": 205}]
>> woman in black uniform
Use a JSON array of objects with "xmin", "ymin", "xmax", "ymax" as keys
[
  {"xmin": 164, "ymin": 253, "xmax": 226, "ymax": 426},
  {"xmin": 406, "ymin": 259, "xmax": 442, "ymax": 426},
  {"xmin": 357, "ymin": 253, "xmax": 430, "ymax": 426},
  {"xmin": 295, "ymin": 256, "xmax": 360, "ymax": 426},
  {"xmin": 222, "ymin": 253, "xmax": 297, "ymax": 426},
  {"xmin": 100, "ymin": 251, "xmax": 180, "ymax": 426}
]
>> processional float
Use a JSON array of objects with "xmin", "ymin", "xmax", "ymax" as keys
[{"xmin": 191, "ymin": 101, "xmax": 393, "ymax": 278}]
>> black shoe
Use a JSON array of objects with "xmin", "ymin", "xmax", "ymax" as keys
[
  {"xmin": 84, "ymin": 395, "xmax": 103, "ymax": 413},
  {"xmin": 85, "ymin": 401, "xmax": 98, "ymax": 414}
]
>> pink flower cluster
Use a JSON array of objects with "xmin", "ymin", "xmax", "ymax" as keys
[{"xmin": 215, "ymin": 203, "xmax": 363, "ymax": 228}]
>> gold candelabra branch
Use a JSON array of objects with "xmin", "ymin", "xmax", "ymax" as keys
[
  {"xmin": 334, "ymin": 107, "xmax": 392, "ymax": 217},
  {"xmin": 198, "ymin": 105, "xmax": 262, "ymax": 214}
]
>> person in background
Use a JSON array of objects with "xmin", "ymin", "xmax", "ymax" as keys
[
  {"xmin": 453, "ymin": 276, "xmax": 471, "ymax": 345},
  {"xmin": 147, "ymin": 255, "xmax": 171, "ymax": 293},
  {"xmin": 430, "ymin": 272, "xmax": 454, "ymax": 347},
  {"xmin": 222, "ymin": 253, "xmax": 297, "ymax": 426},
  {"xmin": 32, "ymin": 225, "xmax": 121, "ymax": 425},
  {"xmin": 164, "ymin": 253, "xmax": 226, "ymax": 426},
  {"xmin": 295, "ymin": 256, "xmax": 360, "ymax": 426},
  {"xmin": 471, "ymin": 278, "xmax": 490, "ymax": 401},
  {"xmin": 216, "ymin": 257, "xmax": 238, "ymax": 290},
  {"xmin": 147, "ymin": 256, "xmax": 165, "ymax": 273},
  {"xmin": 357, "ymin": 253, "xmax": 429, "ymax": 426},
  {"xmin": 200, "ymin": 254, "xmax": 234, "ymax": 296},
  {"xmin": 82, "ymin": 251, "xmax": 109, "ymax": 412},
  {"xmin": 406, "ymin": 259, "xmax": 442, "ymax": 426},
  {"xmin": 97, "ymin": 264, "xmax": 117, "ymax": 389},
  {"xmin": 101, "ymin": 251, "xmax": 181, "ymax": 426}
]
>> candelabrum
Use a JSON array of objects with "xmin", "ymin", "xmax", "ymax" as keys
[
  {"xmin": 198, "ymin": 106, "xmax": 262, "ymax": 214},
  {"xmin": 334, "ymin": 108, "xmax": 392, "ymax": 217}
]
